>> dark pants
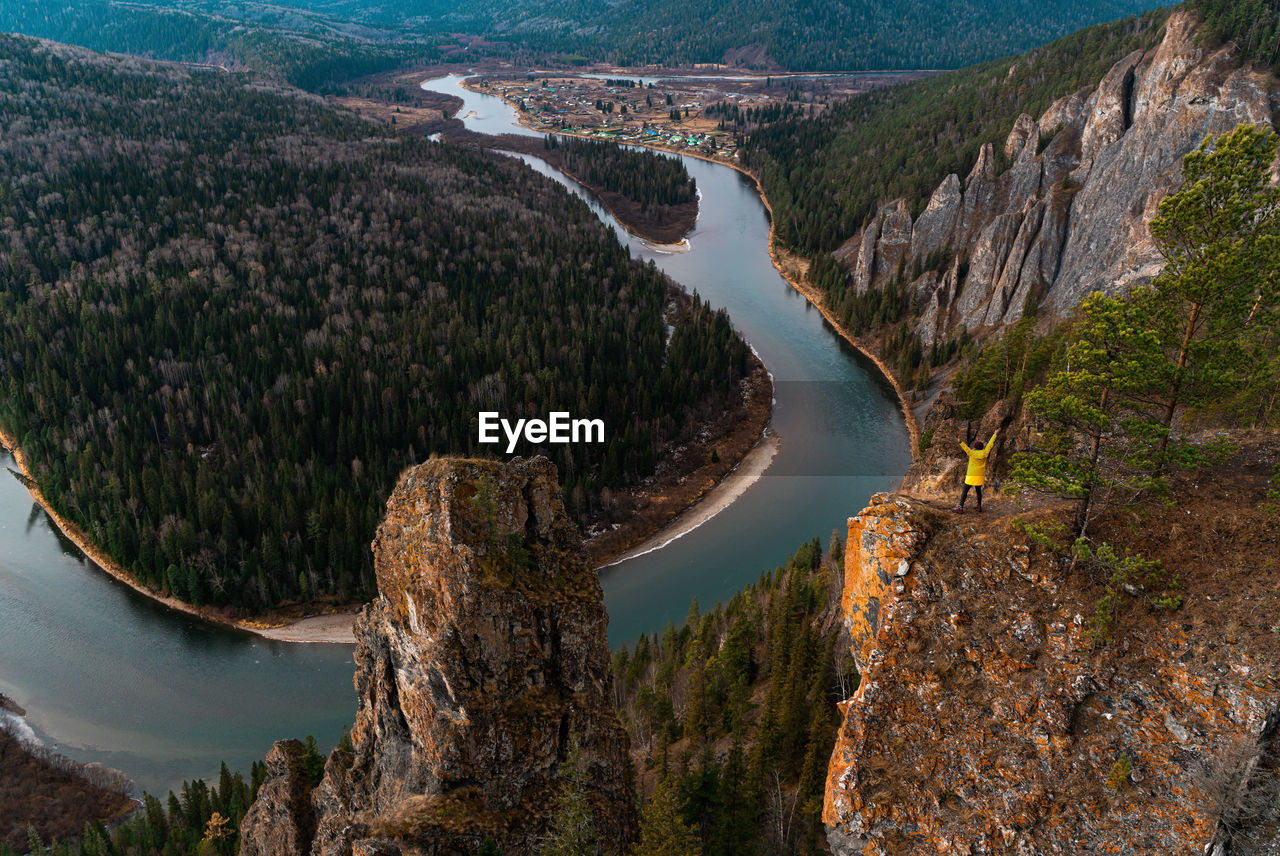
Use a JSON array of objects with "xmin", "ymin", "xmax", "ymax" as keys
[{"xmin": 959, "ymin": 483, "xmax": 983, "ymax": 509}]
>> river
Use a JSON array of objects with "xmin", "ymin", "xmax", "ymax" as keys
[
  {"xmin": 0, "ymin": 73, "xmax": 910, "ymax": 798},
  {"xmin": 0, "ymin": 448, "xmax": 357, "ymax": 796},
  {"xmin": 418, "ymin": 74, "xmax": 911, "ymax": 646}
]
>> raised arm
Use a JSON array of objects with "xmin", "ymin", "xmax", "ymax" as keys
[{"xmin": 984, "ymin": 428, "xmax": 1000, "ymax": 452}]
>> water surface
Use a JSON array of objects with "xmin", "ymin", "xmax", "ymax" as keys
[{"xmin": 0, "ymin": 450, "xmax": 356, "ymax": 795}]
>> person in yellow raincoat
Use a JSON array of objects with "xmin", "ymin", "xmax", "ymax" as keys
[{"xmin": 953, "ymin": 428, "xmax": 998, "ymax": 513}]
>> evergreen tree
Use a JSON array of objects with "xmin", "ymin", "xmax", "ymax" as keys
[
  {"xmin": 1012, "ymin": 123, "xmax": 1280, "ymax": 537},
  {"xmin": 541, "ymin": 741, "xmax": 598, "ymax": 856},
  {"xmin": 1147, "ymin": 123, "xmax": 1280, "ymax": 436},
  {"xmin": 1010, "ymin": 290, "xmax": 1168, "ymax": 537},
  {"xmin": 634, "ymin": 780, "xmax": 702, "ymax": 856}
]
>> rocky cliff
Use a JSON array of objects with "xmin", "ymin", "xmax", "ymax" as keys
[
  {"xmin": 824, "ymin": 450, "xmax": 1280, "ymax": 854},
  {"xmin": 240, "ymin": 456, "xmax": 636, "ymax": 856},
  {"xmin": 836, "ymin": 11, "xmax": 1278, "ymax": 347}
]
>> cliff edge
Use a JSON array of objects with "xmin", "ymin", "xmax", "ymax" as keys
[
  {"xmin": 824, "ymin": 440, "xmax": 1280, "ymax": 854},
  {"xmin": 241, "ymin": 456, "xmax": 636, "ymax": 856}
]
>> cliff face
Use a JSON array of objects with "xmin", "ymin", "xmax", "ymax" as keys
[
  {"xmin": 838, "ymin": 11, "xmax": 1277, "ymax": 346},
  {"xmin": 824, "ymin": 475, "xmax": 1280, "ymax": 855},
  {"xmin": 241, "ymin": 456, "xmax": 636, "ymax": 856}
]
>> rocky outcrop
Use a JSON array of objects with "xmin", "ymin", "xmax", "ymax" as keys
[
  {"xmin": 824, "ymin": 489, "xmax": 1280, "ymax": 854},
  {"xmin": 241, "ymin": 456, "xmax": 636, "ymax": 856},
  {"xmin": 842, "ymin": 11, "xmax": 1277, "ymax": 346},
  {"xmin": 240, "ymin": 741, "xmax": 318, "ymax": 856},
  {"xmin": 845, "ymin": 199, "xmax": 914, "ymax": 294}
]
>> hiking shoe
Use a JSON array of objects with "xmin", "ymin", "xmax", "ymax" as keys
[
  {"xmin": 976, "ymin": 506, "xmax": 984, "ymax": 513},
  {"xmin": 952, "ymin": 505, "xmax": 965, "ymax": 513}
]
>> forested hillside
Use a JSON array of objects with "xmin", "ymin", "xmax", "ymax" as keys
[
  {"xmin": 0, "ymin": 0, "xmax": 429, "ymax": 90},
  {"xmin": 741, "ymin": 9, "xmax": 1170, "ymax": 255},
  {"xmin": 576, "ymin": 0, "xmax": 1157, "ymax": 71},
  {"xmin": 1193, "ymin": 0, "xmax": 1280, "ymax": 66},
  {"xmin": 1, "ymin": 0, "xmax": 1158, "ymax": 74},
  {"xmin": 262, "ymin": 0, "xmax": 1155, "ymax": 71},
  {"xmin": 0, "ymin": 35, "xmax": 750, "ymax": 611}
]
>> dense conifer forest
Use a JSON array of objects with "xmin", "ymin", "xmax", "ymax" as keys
[
  {"xmin": 1193, "ymin": 0, "xmax": 1280, "ymax": 67},
  {"xmin": 0, "ymin": 36, "xmax": 750, "ymax": 610},
  {"xmin": 549, "ymin": 137, "xmax": 696, "ymax": 210},
  {"xmin": 441, "ymin": 130, "xmax": 700, "ymax": 241},
  {"xmin": 551, "ymin": 0, "xmax": 1153, "ymax": 71},
  {"xmin": 609, "ymin": 538, "xmax": 848, "ymax": 856},
  {"xmin": 244, "ymin": 0, "xmax": 1152, "ymax": 72},
  {"xmin": 0, "ymin": 0, "xmax": 1158, "ymax": 77},
  {"xmin": 740, "ymin": 9, "xmax": 1169, "ymax": 255}
]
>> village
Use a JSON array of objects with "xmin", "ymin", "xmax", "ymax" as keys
[
  {"xmin": 465, "ymin": 74, "xmax": 742, "ymax": 160},
  {"xmin": 461, "ymin": 70, "xmax": 912, "ymax": 163}
]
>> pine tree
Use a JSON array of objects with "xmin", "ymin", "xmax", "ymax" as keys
[
  {"xmin": 1012, "ymin": 123, "xmax": 1280, "ymax": 536},
  {"xmin": 683, "ymin": 635, "xmax": 708, "ymax": 745},
  {"xmin": 1011, "ymin": 290, "xmax": 1168, "ymax": 537},
  {"xmin": 1148, "ymin": 122, "xmax": 1280, "ymax": 434},
  {"xmin": 541, "ymin": 741, "xmax": 598, "ymax": 856},
  {"xmin": 634, "ymin": 780, "xmax": 702, "ymax": 856}
]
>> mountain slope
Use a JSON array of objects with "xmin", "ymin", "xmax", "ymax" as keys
[
  {"xmin": 742, "ymin": 8, "xmax": 1171, "ymax": 255},
  {"xmin": 584, "ymin": 0, "xmax": 1159, "ymax": 70},
  {"xmin": 814, "ymin": 9, "xmax": 1275, "ymax": 356},
  {"xmin": 133, "ymin": 0, "xmax": 1159, "ymax": 71},
  {"xmin": 0, "ymin": 0, "xmax": 429, "ymax": 90}
]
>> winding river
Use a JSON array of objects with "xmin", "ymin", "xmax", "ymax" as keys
[
  {"xmin": 420, "ymin": 75, "xmax": 912, "ymax": 646},
  {"xmin": 0, "ymin": 74, "xmax": 909, "ymax": 797}
]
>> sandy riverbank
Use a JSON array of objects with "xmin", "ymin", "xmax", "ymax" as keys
[
  {"xmin": 602, "ymin": 429, "xmax": 780, "ymax": 567},
  {"xmin": 252, "ymin": 613, "xmax": 358, "ymax": 643},
  {"xmin": 0, "ymin": 426, "xmax": 359, "ymax": 644}
]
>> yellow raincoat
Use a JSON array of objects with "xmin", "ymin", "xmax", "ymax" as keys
[{"xmin": 960, "ymin": 430, "xmax": 999, "ymax": 486}]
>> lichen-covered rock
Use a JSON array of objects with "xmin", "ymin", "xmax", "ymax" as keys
[
  {"xmin": 839, "ymin": 494, "xmax": 933, "ymax": 672},
  {"xmin": 242, "ymin": 456, "xmax": 636, "ymax": 856},
  {"xmin": 823, "ymin": 495, "xmax": 1280, "ymax": 855},
  {"xmin": 847, "ymin": 11, "xmax": 1277, "ymax": 342}
]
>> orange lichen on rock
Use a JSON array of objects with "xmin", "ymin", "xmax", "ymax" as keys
[
  {"xmin": 840, "ymin": 493, "xmax": 933, "ymax": 672},
  {"xmin": 823, "ymin": 483, "xmax": 1280, "ymax": 855}
]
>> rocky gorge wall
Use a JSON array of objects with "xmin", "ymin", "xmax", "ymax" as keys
[
  {"xmin": 824, "ymin": 487, "xmax": 1280, "ymax": 855},
  {"xmin": 819, "ymin": 17, "xmax": 1280, "ymax": 851},
  {"xmin": 835, "ymin": 11, "xmax": 1278, "ymax": 347},
  {"xmin": 240, "ymin": 456, "xmax": 636, "ymax": 856}
]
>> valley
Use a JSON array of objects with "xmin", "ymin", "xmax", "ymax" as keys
[
  {"xmin": 0, "ymin": 58, "xmax": 907, "ymax": 801},
  {"xmin": 2, "ymin": 0, "xmax": 1280, "ymax": 854}
]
